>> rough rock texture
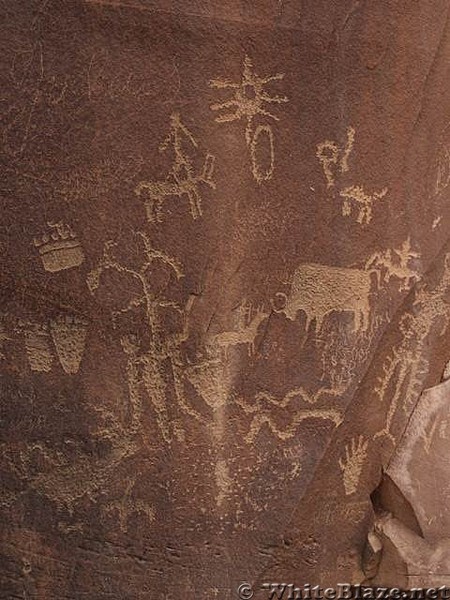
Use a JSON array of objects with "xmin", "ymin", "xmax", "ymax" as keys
[{"xmin": 1, "ymin": 1, "xmax": 450, "ymax": 598}]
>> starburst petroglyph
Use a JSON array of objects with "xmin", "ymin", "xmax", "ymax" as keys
[
  {"xmin": 339, "ymin": 436, "xmax": 369, "ymax": 495},
  {"xmin": 209, "ymin": 55, "xmax": 289, "ymax": 183},
  {"xmin": 135, "ymin": 113, "xmax": 215, "ymax": 223}
]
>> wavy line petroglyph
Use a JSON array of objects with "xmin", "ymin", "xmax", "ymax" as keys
[
  {"xmin": 236, "ymin": 387, "xmax": 343, "ymax": 444},
  {"xmin": 375, "ymin": 254, "xmax": 450, "ymax": 443},
  {"xmin": 135, "ymin": 113, "xmax": 215, "ymax": 223},
  {"xmin": 33, "ymin": 221, "xmax": 84, "ymax": 273},
  {"xmin": 209, "ymin": 55, "xmax": 289, "ymax": 184},
  {"xmin": 339, "ymin": 436, "xmax": 369, "ymax": 495}
]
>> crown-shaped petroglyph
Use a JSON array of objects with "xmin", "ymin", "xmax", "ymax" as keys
[{"xmin": 33, "ymin": 221, "xmax": 84, "ymax": 273}]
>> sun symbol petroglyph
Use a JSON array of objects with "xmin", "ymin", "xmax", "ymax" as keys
[
  {"xmin": 135, "ymin": 113, "xmax": 215, "ymax": 223},
  {"xmin": 339, "ymin": 436, "xmax": 369, "ymax": 495},
  {"xmin": 33, "ymin": 221, "xmax": 84, "ymax": 273},
  {"xmin": 209, "ymin": 55, "xmax": 289, "ymax": 183},
  {"xmin": 236, "ymin": 386, "xmax": 343, "ymax": 444}
]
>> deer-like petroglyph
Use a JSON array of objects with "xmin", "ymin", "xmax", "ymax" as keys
[
  {"xmin": 135, "ymin": 113, "xmax": 215, "ymax": 223},
  {"xmin": 273, "ymin": 263, "xmax": 372, "ymax": 333},
  {"xmin": 33, "ymin": 221, "xmax": 85, "ymax": 273},
  {"xmin": 273, "ymin": 242, "xmax": 420, "ymax": 336},
  {"xmin": 211, "ymin": 303, "xmax": 268, "ymax": 357},
  {"xmin": 339, "ymin": 436, "xmax": 369, "ymax": 495},
  {"xmin": 209, "ymin": 55, "xmax": 289, "ymax": 183}
]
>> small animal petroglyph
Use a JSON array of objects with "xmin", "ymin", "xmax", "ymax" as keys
[
  {"xmin": 236, "ymin": 386, "xmax": 343, "ymax": 443},
  {"xmin": 317, "ymin": 127, "xmax": 388, "ymax": 226},
  {"xmin": 23, "ymin": 322, "xmax": 53, "ymax": 372},
  {"xmin": 210, "ymin": 55, "xmax": 289, "ymax": 183},
  {"xmin": 316, "ymin": 126, "xmax": 355, "ymax": 188},
  {"xmin": 339, "ymin": 436, "xmax": 369, "ymax": 495},
  {"xmin": 212, "ymin": 303, "xmax": 268, "ymax": 357},
  {"xmin": 273, "ymin": 263, "xmax": 372, "ymax": 333},
  {"xmin": 339, "ymin": 185, "xmax": 387, "ymax": 225},
  {"xmin": 135, "ymin": 113, "xmax": 215, "ymax": 223},
  {"xmin": 49, "ymin": 315, "xmax": 88, "ymax": 375},
  {"xmin": 33, "ymin": 221, "xmax": 84, "ymax": 273}
]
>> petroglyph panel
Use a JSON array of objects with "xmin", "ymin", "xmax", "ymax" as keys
[
  {"xmin": 210, "ymin": 55, "xmax": 288, "ymax": 183},
  {"xmin": 135, "ymin": 113, "xmax": 215, "ymax": 223}
]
